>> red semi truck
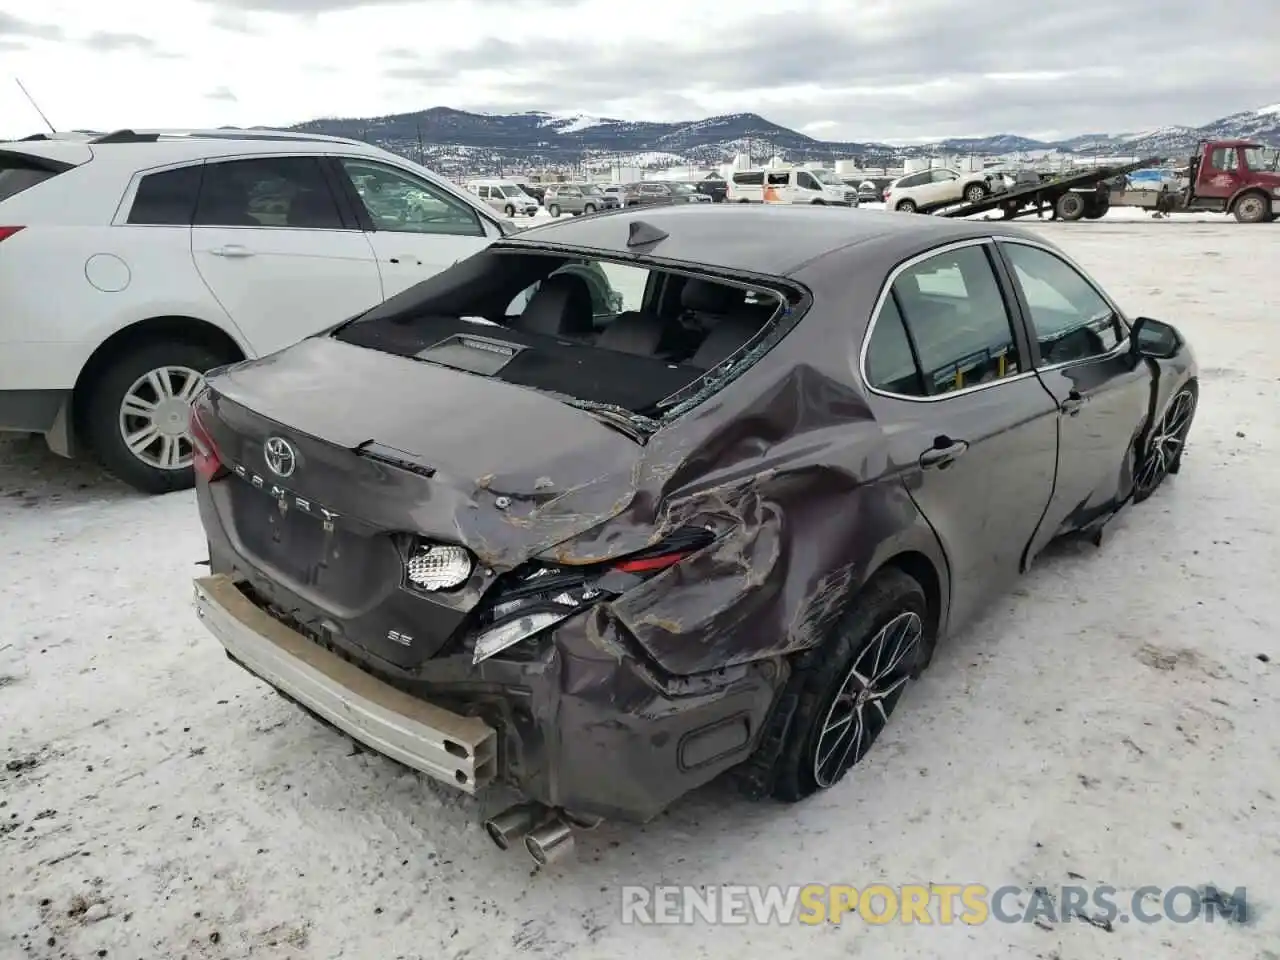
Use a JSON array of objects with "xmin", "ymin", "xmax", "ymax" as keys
[
  {"xmin": 937, "ymin": 139, "xmax": 1278, "ymax": 223},
  {"xmin": 1109, "ymin": 139, "xmax": 1280, "ymax": 223}
]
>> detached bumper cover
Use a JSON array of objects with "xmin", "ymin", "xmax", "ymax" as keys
[{"xmin": 193, "ymin": 574, "xmax": 497, "ymax": 793}]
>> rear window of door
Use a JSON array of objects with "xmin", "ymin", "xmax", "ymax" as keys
[
  {"xmin": 194, "ymin": 157, "xmax": 344, "ymax": 229},
  {"xmin": 864, "ymin": 243, "xmax": 1024, "ymax": 397},
  {"xmin": 128, "ymin": 164, "xmax": 203, "ymax": 225},
  {"xmin": 339, "ymin": 159, "xmax": 484, "ymax": 237},
  {"xmin": 999, "ymin": 242, "xmax": 1123, "ymax": 365}
]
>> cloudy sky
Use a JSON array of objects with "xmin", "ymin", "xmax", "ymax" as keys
[{"xmin": 1, "ymin": 0, "xmax": 1275, "ymax": 143}]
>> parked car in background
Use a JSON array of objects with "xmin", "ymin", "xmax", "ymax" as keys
[
  {"xmin": 515, "ymin": 182, "xmax": 546, "ymax": 205},
  {"xmin": 624, "ymin": 181, "xmax": 713, "ymax": 206},
  {"xmin": 727, "ymin": 167, "xmax": 859, "ymax": 205},
  {"xmin": 544, "ymin": 182, "xmax": 620, "ymax": 217},
  {"xmin": 882, "ymin": 168, "xmax": 1004, "ymax": 213},
  {"xmin": 190, "ymin": 205, "xmax": 1197, "ymax": 864},
  {"xmin": 696, "ymin": 175, "xmax": 728, "ymax": 202},
  {"xmin": 857, "ymin": 180, "xmax": 883, "ymax": 203},
  {"xmin": 465, "ymin": 179, "xmax": 539, "ymax": 217},
  {"xmin": 598, "ymin": 184, "xmax": 628, "ymax": 206},
  {"xmin": 0, "ymin": 128, "xmax": 509, "ymax": 492}
]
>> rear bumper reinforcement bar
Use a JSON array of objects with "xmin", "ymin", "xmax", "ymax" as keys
[{"xmin": 192, "ymin": 574, "xmax": 497, "ymax": 793}]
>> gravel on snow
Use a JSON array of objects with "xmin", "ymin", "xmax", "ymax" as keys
[{"xmin": 1, "ymin": 218, "xmax": 1277, "ymax": 960}]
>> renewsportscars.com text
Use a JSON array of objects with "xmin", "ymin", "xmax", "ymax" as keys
[{"xmin": 620, "ymin": 883, "xmax": 1249, "ymax": 926}]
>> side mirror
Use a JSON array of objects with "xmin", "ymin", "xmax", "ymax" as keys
[
  {"xmin": 1130, "ymin": 316, "xmax": 1182, "ymax": 360},
  {"xmin": 496, "ymin": 217, "xmax": 520, "ymax": 236}
]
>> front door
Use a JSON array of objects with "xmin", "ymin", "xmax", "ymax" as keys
[
  {"xmin": 190, "ymin": 155, "xmax": 383, "ymax": 356},
  {"xmin": 333, "ymin": 158, "xmax": 494, "ymax": 299},
  {"xmin": 862, "ymin": 240, "xmax": 1059, "ymax": 632},
  {"xmin": 996, "ymin": 240, "xmax": 1155, "ymax": 561},
  {"xmin": 1196, "ymin": 144, "xmax": 1243, "ymax": 201}
]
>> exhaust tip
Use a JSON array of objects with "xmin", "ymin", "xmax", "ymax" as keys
[
  {"xmin": 524, "ymin": 818, "xmax": 575, "ymax": 866},
  {"xmin": 484, "ymin": 819, "xmax": 512, "ymax": 850},
  {"xmin": 483, "ymin": 801, "xmax": 546, "ymax": 851}
]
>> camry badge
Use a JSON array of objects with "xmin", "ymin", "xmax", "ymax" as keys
[{"xmin": 263, "ymin": 437, "xmax": 296, "ymax": 478}]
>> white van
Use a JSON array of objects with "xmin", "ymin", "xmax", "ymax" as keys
[
  {"xmin": 726, "ymin": 168, "xmax": 859, "ymax": 206},
  {"xmin": 465, "ymin": 179, "xmax": 539, "ymax": 217}
]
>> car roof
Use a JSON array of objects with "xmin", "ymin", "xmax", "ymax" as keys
[
  {"xmin": 504, "ymin": 204, "xmax": 1039, "ymax": 277},
  {"xmin": 0, "ymin": 128, "xmax": 382, "ymax": 166}
]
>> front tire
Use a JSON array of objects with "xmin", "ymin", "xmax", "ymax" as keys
[
  {"xmin": 1133, "ymin": 384, "xmax": 1197, "ymax": 503},
  {"xmin": 1233, "ymin": 192, "xmax": 1269, "ymax": 223},
  {"xmin": 769, "ymin": 569, "xmax": 933, "ymax": 802},
  {"xmin": 583, "ymin": 203, "xmax": 596, "ymax": 214},
  {"xmin": 82, "ymin": 340, "xmax": 232, "ymax": 494},
  {"xmin": 964, "ymin": 182, "xmax": 988, "ymax": 204}
]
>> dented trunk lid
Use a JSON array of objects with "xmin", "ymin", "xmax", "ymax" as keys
[{"xmin": 204, "ymin": 336, "xmax": 648, "ymax": 578}]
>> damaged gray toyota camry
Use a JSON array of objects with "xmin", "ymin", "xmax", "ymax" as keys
[{"xmin": 189, "ymin": 205, "xmax": 1197, "ymax": 864}]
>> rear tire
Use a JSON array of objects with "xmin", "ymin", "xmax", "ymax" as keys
[
  {"xmin": 768, "ymin": 569, "xmax": 933, "ymax": 802},
  {"xmin": 1056, "ymin": 192, "xmax": 1087, "ymax": 221},
  {"xmin": 895, "ymin": 199, "xmax": 917, "ymax": 213},
  {"xmin": 1232, "ymin": 192, "xmax": 1270, "ymax": 223},
  {"xmin": 964, "ymin": 182, "xmax": 988, "ymax": 204},
  {"xmin": 81, "ymin": 339, "xmax": 233, "ymax": 494}
]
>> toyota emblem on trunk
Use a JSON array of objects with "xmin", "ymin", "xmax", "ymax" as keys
[{"xmin": 263, "ymin": 437, "xmax": 296, "ymax": 478}]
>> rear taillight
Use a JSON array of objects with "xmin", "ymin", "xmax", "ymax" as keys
[
  {"xmin": 189, "ymin": 403, "xmax": 226, "ymax": 482},
  {"xmin": 0, "ymin": 226, "xmax": 25, "ymax": 243},
  {"xmin": 610, "ymin": 525, "xmax": 716, "ymax": 574},
  {"xmin": 613, "ymin": 552, "xmax": 694, "ymax": 573},
  {"xmin": 470, "ymin": 525, "xmax": 718, "ymax": 663}
]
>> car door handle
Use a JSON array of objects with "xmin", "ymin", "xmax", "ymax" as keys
[
  {"xmin": 387, "ymin": 256, "xmax": 421, "ymax": 265},
  {"xmin": 919, "ymin": 439, "xmax": 969, "ymax": 469},
  {"xmin": 210, "ymin": 244, "xmax": 253, "ymax": 258},
  {"xmin": 1060, "ymin": 390, "xmax": 1084, "ymax": 416}
]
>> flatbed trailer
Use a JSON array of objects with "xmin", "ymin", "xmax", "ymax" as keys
[{"xmin": 934, "ymin": 156, "xmax": 1164, "ymax": 221}]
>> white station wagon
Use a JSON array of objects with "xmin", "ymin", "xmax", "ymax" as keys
[{"xmin": 0, "ymin": 128, "xmax": 512, "ymax": 492}]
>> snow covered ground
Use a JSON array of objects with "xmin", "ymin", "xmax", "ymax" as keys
[{"xmin": 2, "ymin": 218, "xmax": 1278, "ymax": 960}]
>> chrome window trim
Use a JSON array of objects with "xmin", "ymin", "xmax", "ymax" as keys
[
  {"xmin": 858, "ymin": 236, "xmax": 1036, "ymax": 404},
  {"xmin": 992, "ymin": 235, "xmax": 1133, "ymax": 370}
]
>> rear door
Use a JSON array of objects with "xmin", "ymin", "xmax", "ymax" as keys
[
  {"xmin": 996, "ymin": 238, "xmax": 1154, "ymax": 558},
  {"xmin": 861, "ymin": 239, "xmax": 1060, "ymax": 632},
  {"xmin": 922, "ymin": 169, "xmax": 962, "ymax": 206},
  {"xmin": 190, "ymin": 155, "xmax": 382, "ymax": 355},
  {"xmin": 332, "ymin": 157, "xmax": 494, "ymax": 298}
]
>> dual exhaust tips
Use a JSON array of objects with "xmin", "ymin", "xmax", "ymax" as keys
[{"xmin": 483, "ymin": 802, "xmax": 579, "ymax": 865}]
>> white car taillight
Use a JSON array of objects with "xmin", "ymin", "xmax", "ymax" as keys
[{"xmin": 406, "ymin": 544, "xmax": 473, "ymax": 590}]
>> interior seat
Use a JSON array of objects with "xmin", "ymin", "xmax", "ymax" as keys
[
  {"xmin": 681, "ymin": 278, "xmax": 768, "ymax": 368},
  {"xmin": 689, "ymin": 316, "xmax": 762, "ymax": 368},
  {"xmin": 510, "ymin": 273, "xmax": 595, "ymax": 338},
  {"xmin": 595, "ymin": 311, "xmax": 666, "ymax": 355}
]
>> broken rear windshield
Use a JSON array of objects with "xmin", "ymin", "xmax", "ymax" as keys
[{"xmin": 334, "ymin": 248, "xmax": 798, "ymax": 422}]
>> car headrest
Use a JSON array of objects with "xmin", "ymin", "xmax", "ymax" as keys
[
  {"xmin": 681, "ymin": 278, "xmax": 742, "ymax": 315},
  {"xmin": 515, "ymin": 273, "xmax": 595, "ymax": 338},
  {"xmin": 689, "ymin": 315, "xmax": 761, "ymax": 369},
  {"xmin": 595, "ymin": 311, "xmax": 665, "ymax": 356}
]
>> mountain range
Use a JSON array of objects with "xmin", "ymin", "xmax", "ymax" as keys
[{"xmin": 289, "ymin": 103, "xmax": 1280, "ymax": 175}]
